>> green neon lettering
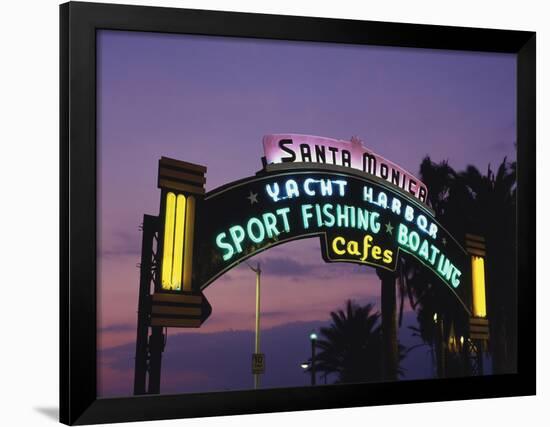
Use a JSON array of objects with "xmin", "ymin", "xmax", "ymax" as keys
[
  {"xmin": 376, "ymin": 192, "xmax": 388, "ymax": 209},
  {"xmin": 405, "ymin": 205, "xmax": 414, "ymax": 222},
  {"xmin": 302, "ymin": 204, "xmax": 313, "ymax": 229},
  {"xmin": 336, "ymin": 204, "xmax": 348, "ymax": 228},
  {"xmin": 357, "ymin": 209, "xmax": 369, "ymax": 231},
  {"xmin": 323, "ymin": 204, "xmax": 335, "ymax": 227},
  {"xmin": 266, "ymin": 182, "xmax": 280, "ymax": 202},
  {"xmin": 408, "ymin": 230, "xmax": 420, "ymax": 252},
  {"xmin": 216, "ymin": 232, "xmax": 234, "ymax": 261},
  {"xmin": 276, "ymin": 207, "xmax": 291, "ymax": 232},
  {"xmin": 428, "ymin": 223, "xmax": 438, "ymax": 239},
  {"xmin": 391, "ymin": 198, "xmax": 401, "ymax": 215},
  {"xmin": 363, "ymin": 186, "xmax": 373, "ymax": 203},
  {"xmin": 437, "ymin": 256, "xmax": 452, "ymax": 279},
  {"xmin": 304, "ymin": 178, "xmax": 316, "ymax": 196},
  {"xmin": 348, "ymin": 206, "xmax": 356, "ymax": 228},
  {"xmin": 418, "ymin": 240, "xmax": 430, "ymax": 260},
  {"xmin": 320, "ymin": 180, "xmax": 333, "ymax": 196},
  {"xmin": 429, "ymin": 244, "xmax": 440, "ymax": 265},
  {"xmin": 286, "ymin": 179, "xmax": 300, "ymax": 199},
  {"xmin": 315, "ymin": 204, "xmax": 324, "ymax": 227},
  {"xmin": 333, "ymin": 180, "xmax": 347, "ymax": 196},
  {"xmin": 229, "ymin": 225, "xmax": 246, "ymax": 253},
  {"xmin": 397, "ymin": 223, "xmax": 409, "ymax": 245},
  {"xmin": 451, "ymin": 268, "xmax": 462, "ymax": 288},
  {"xmin": 247, "ymin": 217, "xmax": 265, "ymax": 243},
  {"xmin": 370, "ymin": 212, "xmax": 380, "ymax": 234},
  {"xmin": 262, "ymin": 212, "xmax": 279, "ymax": 238},
  {"xmin": 417, "ymin": 214, "xmax": 428, "ymax": 233}
]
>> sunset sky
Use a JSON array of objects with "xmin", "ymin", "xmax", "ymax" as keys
[{"xmin": 97, "ymin": 30, "xmax": 516, "ymax": 397}]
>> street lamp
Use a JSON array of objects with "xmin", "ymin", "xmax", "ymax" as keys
[
  {"xmin": 310, "ymin": 330, "xmax": 317, "ymax": 386},
  {"xmin": 247, "ymin": 262, "xmax": 262, "ymax": 389},
  {"xmin": 300, "ymin": 362, "xmax": 310, "ymax": 370}
]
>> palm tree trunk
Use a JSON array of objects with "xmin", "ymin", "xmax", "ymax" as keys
[{"xmin": 378, "ymin": 269, "xmax": 398, "ymax": 381}]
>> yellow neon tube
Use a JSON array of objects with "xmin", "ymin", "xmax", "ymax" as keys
[
  {"xmin": 471, "ymin": 256, "xmax": 487, "ymax": 317},
  {"xmin": 170, "ymin": 194, "xmax": 186, "ymax": 291},
  {"xmin": 183, "ymin": 195, "xmax": 196, "ymax": 291},
  {"xmin": 161, "ymin": 192, "xmax": 176, "ymax": 289}
]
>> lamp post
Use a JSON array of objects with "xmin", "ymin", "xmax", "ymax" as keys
[
  {"xmin": 310, "ymin": 331, "xmax": 317, "ymax": 386},
  {"xmin": 248, "ymin": 262, "xmax": 262, "ymax": 389}
]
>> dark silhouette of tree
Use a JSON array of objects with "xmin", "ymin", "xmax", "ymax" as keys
[
  {"xmin": 398, "ymin": 158, "xmax": 468, "ymax": 377},
  {"xmin": 458, "ymin": 158, "xmax": 517, "ymax": 373},
  {"xmin": 314, "ymin": 300, "xmax": 405, "ymax": 383},
  {"xmin": 404, "ymin": 156, "xmax": 517, "ymax": 376}
]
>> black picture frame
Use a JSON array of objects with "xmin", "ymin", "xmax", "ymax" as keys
[{"xmin": 60, "ymin": 1, "xmax": 536, "ymax": 425}]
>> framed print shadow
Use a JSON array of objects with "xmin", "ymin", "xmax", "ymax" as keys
[{"xmin": 60, "ymin": 1, "xmax": 536, "ymax": 425}]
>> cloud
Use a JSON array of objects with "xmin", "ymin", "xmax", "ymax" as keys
[
  {"xmin": 261, "ymin": 257, "xmax": 316, "ymax": 276},
  {"xmin": 258, "ymin": 256, "xmax": 377, "ymax": 280},
  {"xmin": 487, "ymin": 140, "xmax": 515, "ymax": 153},
  {"xmin": 100, "ymin": 230, "xmax": 141, "ymax": 258},
  {"xmin": 99, "ymin": 312, "xmax": 430, "ymax": 397},
  {"xmin": 99, "ymin": 319, "xmax": 327, "ymax": 397},
  {"xmin": 99, "ymin": 323, "xmax": 135, "ymax": 333}
]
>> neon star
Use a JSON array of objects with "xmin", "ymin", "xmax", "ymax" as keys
[
  {"xmin": 247, "ymin": 191, "xmax": 259, "ymax": 204},
  {"xmin": 385, "ymin": 222, "xmax": 394, "ymax": 235}
]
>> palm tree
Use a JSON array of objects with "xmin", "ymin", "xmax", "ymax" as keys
[
  {"xmin": 314, "ymin": 300, "xmax": 405, "ymax": 383},
  {"xmin": 405, "ymin": 156, "xmax": 517, "ymax": 376},
  {"xmin": 402, "ymin": 157, "xmax": 472, "ymax": 377},
  {"xmin": 458, "ymin": 158, "xmax": 517, "ymax": 373}
]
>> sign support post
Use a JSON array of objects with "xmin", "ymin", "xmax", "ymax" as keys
[
  {"xmin": 147, "ymin": 326, "xmax": 165, "ymax": 394},
  {"xmin": 379, "ymin": 269, "xmax": 398, "ymax": 381},
  {"xmin": 133, "ymin": 214, "xmax": 159, "ymax": 395},
  {"xmin": 133, "ymin": 158, "xmax": 211, "ymax": 396}
]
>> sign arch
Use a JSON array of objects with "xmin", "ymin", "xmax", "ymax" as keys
[
  {"xmin": 193, "ymin": 163, "xmax": 471, "ymax": 314},
  {"xmin": 134, "ymin": 135, "xmax": 492, "ymax": 394}
]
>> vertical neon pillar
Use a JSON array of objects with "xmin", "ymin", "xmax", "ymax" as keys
[
  {"xmin": 465, "ymin": 234, "xmax": 490, "ymax": 347},
  {"xmin": 465, "ymin": 234, "xmax": 487, "ymax": 318},
  {"xmin": 471, "ymin": 256, "xmax": 487, "ymax": 317},
  {"xmin": 158, "ymin": 157, "xmax": 206, "ymax": 293}
]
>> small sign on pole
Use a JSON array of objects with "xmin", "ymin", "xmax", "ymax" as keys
[{"xmin": 252, "ymin": 353, "xmax": 265, "ymax": 374}]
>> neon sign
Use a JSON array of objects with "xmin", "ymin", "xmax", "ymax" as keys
[
  {"xmin": 263, "ymin": 134, "xmax": 429, "ymax": 204},
  {"xmin": 194, "ymin": 170, "xmax": 469, "ymax": 311}
]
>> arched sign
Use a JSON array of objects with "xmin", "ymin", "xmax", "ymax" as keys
[
  {"xmin": 153, "ymin": 134, "xmax": 480, "ymax": 326},
  {"xmin": 194, "ymin": 164, "xmax": 470, "ymax": 313},
  {"xmin": 135, "ymin": 133, "xmax": 490, "ymax": 396}
]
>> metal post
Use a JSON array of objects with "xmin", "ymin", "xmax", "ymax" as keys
[
  {"xmin": 133, "ymin": 215, "xmax": 157, "ymax": 395},
  {"xmin": 147, "ymin": 326, "xmax": 165, "ymax": 394},
  {"xmin": 380, "ymin": 269, "xmax": 398, "ymax": 381},
  {"xmin": 476, "ymin": 340, "xmax": 484, "ymax": 376},
  {"xmin": 249, "ymin": 263, "xmax": 262, "ymax": 389},
  {"xmin": 461, "ymin": 336, "xmax": 470, "ymax": 376}
]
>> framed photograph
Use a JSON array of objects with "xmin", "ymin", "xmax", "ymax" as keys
[{"xmin": 60, "ymin": 1, "xmax": 536, "ymax": 425}]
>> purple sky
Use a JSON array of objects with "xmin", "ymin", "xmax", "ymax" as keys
[{"xmin": 97, "ymin": 30, "xmax": 515, "ymax": 397}]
